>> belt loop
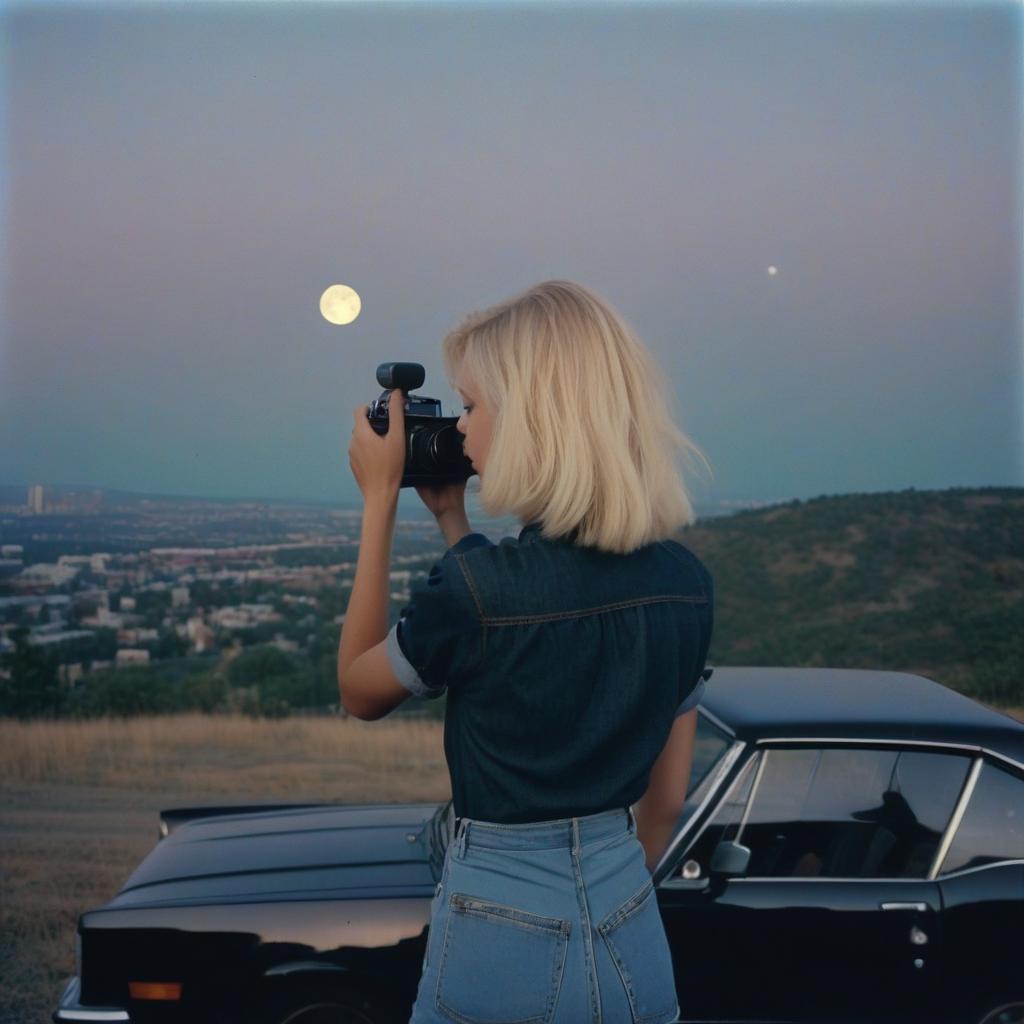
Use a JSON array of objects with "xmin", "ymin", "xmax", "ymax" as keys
[{"xmin": 455, "ymin": 818, "xmax": 469, "ymax": 860}]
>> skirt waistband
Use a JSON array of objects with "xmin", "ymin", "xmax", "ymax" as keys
[{"xmin": 452, "ymin": 806, "xmax": 636, "ymax": 851}]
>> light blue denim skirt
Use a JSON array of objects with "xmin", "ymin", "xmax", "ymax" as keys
[{"xmin": 409, "ymin": 805, "xmax": 680, "ymax": 1024}]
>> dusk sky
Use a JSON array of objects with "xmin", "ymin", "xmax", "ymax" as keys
[{"xmin": 1, "ymin": 0, "xmax": 1021, "ymax": 521}]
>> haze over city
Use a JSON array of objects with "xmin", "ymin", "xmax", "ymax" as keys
[{"xmin": 2, "ymin": 0, "xmax": 1021, "ymax": 519}]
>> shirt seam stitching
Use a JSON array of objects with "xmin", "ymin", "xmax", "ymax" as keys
[
  {"xmin": 454, "ymin": 552, "xmax": 487, "ymax": 675},
  {"xmin": 477, "ymin": 594, "xmax": 708, "ymax": 626}
]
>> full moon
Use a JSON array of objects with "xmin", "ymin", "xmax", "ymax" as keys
[
  {"xmin": 319, "ymin": 284, "xmax": 362, "ymax": 325},
  {"xmin": 767, "ymin": 265, "xmax": 778, "ymax": 276}
]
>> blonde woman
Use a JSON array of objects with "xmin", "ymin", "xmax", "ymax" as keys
[{"xmin": 341, "ymin": 280, "xmax": 714, "ymax": 1024}]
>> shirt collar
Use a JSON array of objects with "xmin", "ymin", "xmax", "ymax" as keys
[
  {"xmin": 518, "ymin": 521, "xmax": 544, "ymax": 542},
  {"xmin": 518, "ymin": 521, "xmax": 582, "ymax": 545}
]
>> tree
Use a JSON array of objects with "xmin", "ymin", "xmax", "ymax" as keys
[
  {"xmin": 180, "ymin": 671, "xmax": 229, "ymax": 713},
  {"xmin": 226, "ymin": 645, "xmax": 299, "ymax": 688},
  {"xmin": 155, "ymin": 628, "xmax": 188, "ymax": 660},
  {"xmin": 66, "ymin": 665, "xmax": 178, "ymax": 718},
  {"xmin": 0, "ymin": 629, "xmax": 64, "ymax": 718}
]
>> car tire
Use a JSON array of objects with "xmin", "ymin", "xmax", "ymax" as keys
[
  {"xmin": 976, "ymin": 1003, "xmax": 1024, "ymax": 1024},
  {"xmin": 259, "ymin": 977, "xmax": 404, "ymax": 1024}
]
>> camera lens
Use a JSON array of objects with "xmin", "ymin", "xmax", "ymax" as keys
[{"xmin": 412, "ymin": 422, "xmax": 465, "ymax": 472}]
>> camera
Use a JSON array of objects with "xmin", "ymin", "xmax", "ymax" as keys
[{"xmin": 366, "ymin": 362, "xmax": 475, "ymax": 488}]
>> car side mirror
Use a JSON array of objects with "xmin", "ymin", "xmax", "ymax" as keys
[{"xmin": 709, "ymin": 839, "xmax": 751, "ymax": 878}]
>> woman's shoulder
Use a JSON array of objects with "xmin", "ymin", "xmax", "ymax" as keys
[
  {"xmin": 655, "ymin": 537, "xmax": 713, "ymax": 590},
  {"xmin": 657, "ymin": 536, "xmax": 705, "ymax": 561}
]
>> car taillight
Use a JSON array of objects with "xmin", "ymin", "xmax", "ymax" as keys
[{"xmin": 128, "ymin": 981, "xmax": 182, "ymax": 1000}]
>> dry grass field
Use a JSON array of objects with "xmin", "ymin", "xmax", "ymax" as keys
[
  {"xmin": 0, "ymin": 712, "xmax": 450, "ymax": 1024},
  {"xmin": 2, "ymin": 704, "xmax": 1022, "ymax": 1024}
]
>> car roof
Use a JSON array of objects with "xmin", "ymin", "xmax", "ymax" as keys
[{"xmin": 700, "ymin": 666, "xmax": 1024, "ymax": 766}]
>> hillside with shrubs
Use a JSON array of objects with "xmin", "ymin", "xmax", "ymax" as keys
[
  {"xmin": 2, "ymin": 485, "xmax": 1020, "ymax": 718},
  {"xmin": 679, "ymin": 485, "xmax": 1022, "ymax": 706}
]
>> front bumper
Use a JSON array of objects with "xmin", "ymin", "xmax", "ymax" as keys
[{"xmin": 53, "ymin": 976, "xmax": 130, "ymax": 1022}]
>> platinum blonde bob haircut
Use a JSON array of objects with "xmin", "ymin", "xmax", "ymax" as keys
[{"xmin": 442, "ymin": 280, "xmax": 712, "ymax": 554}]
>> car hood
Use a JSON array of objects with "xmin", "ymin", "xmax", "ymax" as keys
[{"xmin": 107, "ymin": 801, "xmax": 446, "ymax": 909}]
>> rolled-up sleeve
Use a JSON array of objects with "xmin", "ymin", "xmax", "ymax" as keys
[
  {"xmin": 674, "ymin": 676, "xmax": 705, "ymax": 716},
  {"xmin": 384, "ymin": 546, "xmax": 484, "ymax": 700},
  {"xmin": 385, "ymin": 621, "xmax": 437, "ymax": 697}
]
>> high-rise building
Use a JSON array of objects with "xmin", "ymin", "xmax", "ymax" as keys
[{"xmin": 27, "ymin": 484, "xmax": 45, "ymax": 514}]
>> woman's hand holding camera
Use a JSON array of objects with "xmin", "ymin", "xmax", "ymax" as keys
[
  {"xmin": 349, "ymin": 389, "xmax": 406, "ymax": 503},
  {"xmin": 417, "ymin": 481, "xmax": 471, "ymax": 548},
  {"xmin": 414, "ymin": 479, "xmax": 467, "ymax": 520},
  {"xmin": 349, "ymin": 390, "xmax": 470, "ymax": 546}
]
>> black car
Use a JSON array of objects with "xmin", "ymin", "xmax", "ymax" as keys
[{"xmin": 53, "ymin": 667, "xmax": 1024, "ymax": 1024}]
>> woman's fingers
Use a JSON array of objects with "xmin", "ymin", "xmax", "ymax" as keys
[{"xmin": 347, "ymin": 392, "xmax": 406, "ymax": 497}]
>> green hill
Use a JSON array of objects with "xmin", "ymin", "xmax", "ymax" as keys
[{"xmin": 677, "ymin": 485, "xmax": 1023, "ymax": 707}]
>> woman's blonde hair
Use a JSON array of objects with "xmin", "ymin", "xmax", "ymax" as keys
[{"xmin": 442, "ymin": 280, "xmax": 713, "ymax": 554}]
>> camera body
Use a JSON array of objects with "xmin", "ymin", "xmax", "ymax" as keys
[{"xmin": 366, "ymin": 362, "xmax": 475, "ymax": 488}]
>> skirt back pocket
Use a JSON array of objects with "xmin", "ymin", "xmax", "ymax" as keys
[{"xmin": 436, "ymin": 891, "xmax": 571, "ymax": 1024}]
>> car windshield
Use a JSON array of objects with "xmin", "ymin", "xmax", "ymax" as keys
[{"xmin": 674, "ymin": 711, "xmax": 734, "ymax": 829}]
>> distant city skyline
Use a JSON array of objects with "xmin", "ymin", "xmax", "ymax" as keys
[
  {"xmin": 2, "ymin": 1, "xmax": 1021, "ymax": 517},
  {"xmin": 4, "ymin": 477, "xmax": 1010, "ymax": 530},
  {"xmin": 1, "ymin": 475, "xmax": 791, "ymax": 516}
]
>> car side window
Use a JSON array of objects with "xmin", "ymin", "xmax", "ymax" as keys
[
  {"xmin": 734, "ymin": 747, "xmax": 971, "ymax": 879},
  {"xmin": 938, "ymin": 760, "xmax": 1024, "ymax": 876}
]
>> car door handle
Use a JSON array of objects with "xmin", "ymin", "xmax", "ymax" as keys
[{"xmin": 880, "ymin": 901, "xmax": 928, "ymax": 912}]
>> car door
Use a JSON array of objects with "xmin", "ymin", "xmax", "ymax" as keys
[
  {"xmin": 658, "ymin": 742, "xmax": 974, "ymax": 1024},
  {"xmin": 932, "ymin": 755, "xmax": 1024, "ymax": 1024}
]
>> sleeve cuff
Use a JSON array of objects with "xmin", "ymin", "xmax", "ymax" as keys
[
  {"xmin": 385, "ymin": 621, "xmax": 446, "ymax": 699},
  {"xmin": 675, "ymin": 677, "xmax": 705, "ymax": 716}
]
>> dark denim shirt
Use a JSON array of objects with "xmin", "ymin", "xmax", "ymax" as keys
[{"xmin": 385, "ymin": 520, "xmax": 713, "ymax": 824}]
